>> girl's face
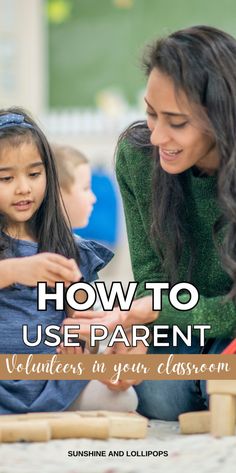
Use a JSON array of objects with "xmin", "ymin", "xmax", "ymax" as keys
[
  {"xmin": 145, "ymin": 68, "xmax": 219, "ymax": 175},
  {"xmin": 61, "ymin": 163, "xmax": 96, "ymax": 228},
  {"xmin": 0, "ymin": 141, "xmax": 46, "ymax": 238}
]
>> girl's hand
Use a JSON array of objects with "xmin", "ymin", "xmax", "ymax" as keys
[{"xmin": 14, "ymin": 253, "xmax": 81, "ymax": 287}]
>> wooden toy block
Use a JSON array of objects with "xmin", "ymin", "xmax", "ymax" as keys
[
  {"xmin": 20, "ymin": 411, "xmax": 148, "ymax": 439},
  {"xmin": 178, "ymin": 411, "xmax": 211, "ymax": 434},
  {"xmin": 207, "ymin": 380, "xmax": 236, "ymax": 395},
  {"xmin": 0, "ymin": 414, "xmax": 24, "ymax": 423},
  {"xmin": 0, "ymin": 412, "xmax": 76, "ymax": 423},
  {"xmin": 0, "ymin": 411, "xmax": 148, "ymax": 442},
  {"xmin": 0, "ymin": 420, "xmax": 51, "ymax": 443},
  {"xmin": 178, "ymin": 341, "xmax": 236, "ymax": 438},
  {"xmin": 48, "ymin": 417, "xmax": 109, "ymax": 439},
  {"xmin": 76, "ymin": 411, "xmax": 148, "ymax": 438},
  {"xmin": 23, "ymin": 412, "xmax": 76, "ymax": 420},
  {"xmin": 108, "ymin": 414, "xmax": 147, "ymax": 439},
  {"xmin": 210, "ymin": 394, "xmax": 236, "ymax": 437},
  {"xmin": 0, "ymin": 414, "xmax": 109, "ymax": 440}
]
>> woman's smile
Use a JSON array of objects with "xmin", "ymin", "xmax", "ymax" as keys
[{"xmin": 159, "ymin": 148, "xmax": 183, "ymax": 162}]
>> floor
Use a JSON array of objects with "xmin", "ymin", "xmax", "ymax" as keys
[{"xmin": 0, "ymin": 420, "xmax": 236, "ymax": 473}]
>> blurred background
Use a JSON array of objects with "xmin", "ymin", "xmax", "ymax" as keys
[{"xmin": 0, "ymin": 0, "xmax": 236, "ymax": 286}]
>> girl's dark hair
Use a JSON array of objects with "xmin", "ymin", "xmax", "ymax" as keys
[
  {"xmin": 0, "ymin": 107, "xmax": 79, "ymax": 261},
  {"xmin": 119, "ymin": 25, "xmax": 236, "ymax": 299}
]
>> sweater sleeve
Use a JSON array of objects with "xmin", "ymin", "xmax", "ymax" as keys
[{"xmin": 116, "ymin": 140, "xmax": 236, "ymax": 339}]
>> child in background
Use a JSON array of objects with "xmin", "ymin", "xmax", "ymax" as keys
[
  {"xmin": 52, "ymin": 144, "xmax": 96, "ymax": 229},
  {"xmin": 52, "ymin": 144, "xmax": 139, "ymax": 409},
  {"xmin": 0, "ymin": 108, "xmax": 138, "ymax": 414}
]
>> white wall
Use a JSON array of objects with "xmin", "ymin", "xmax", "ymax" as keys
[
  {"xmin": 0, "ymin": 0, "xmax": 45, "ymax": 115},
  {"xmin": 0, "ymin": 0, "xmax": 135, "ymax": 287}
]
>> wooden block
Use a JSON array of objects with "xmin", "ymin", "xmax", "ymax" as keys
[
  {"xmin": 0, "ymin": 412, "xmax": 75, "ymax": 423},
  {"xmin": 48, "ymin": 417, "xmax": 109, "ymax": 439},
  {"xmin": 0, "ymin": 414, "xmax": 29, "ymax": 422},
  {"xmin": 76, "ymin": 411, "xmax": 148, "ymax": 438},
  {"xmin": 0, "ymin": 420, "xmax": 51, "ymax": 443},
  {"xmin": 108, "ymin": 414, "xmax": 148, "ymax": 439},
  {"xmin": 77, "ymin": 410, "xmax": 131, "ymax": 417},
  {"xmin": 179, "ymin": 411, "xmax": 211, "ymax": 434},
  {"xmin": 25, "ymin": 412, "xmax": 76, "ymax": 420},
  {"xmin": 210, "ymin": 394, "xmax": 236, "ymax": 437},
  {"xmin": 0, "ymin": 411, "xmax": 148, "ymax": 440},
  {"xmin": 207, "ymin": 380, "xmax": 236, "ymax": 395}
]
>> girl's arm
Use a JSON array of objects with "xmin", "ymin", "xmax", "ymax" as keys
[
  {"xmin": 116, "ymin": 140, "xmax": 236, "ymax": 339},
  {"xmin": 0, "ymin": 253, "xmax": 80, "ymax": 289},
  {"xmin": 0, "ymin": 258, "xmax": 17, "ymax": 288}
]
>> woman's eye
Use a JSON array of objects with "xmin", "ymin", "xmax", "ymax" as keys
[
  {"xmin": 170, "ymin": 122, "xmax": 188, "ymax": 128},
  {"xmin": 146, "ymin": 109, "xmax": 157, "ymax": 118},
  {"xmin": 0, "ymin": 176, "xmax": 12, "ymax": 182},
  {"xmin": 29, "ymin": 172, "xmax": 41, "ymax": 178}
]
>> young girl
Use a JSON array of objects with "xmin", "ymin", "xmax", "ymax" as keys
[
  {"xmin": 64, "ymin": 25, "xmax": 236, "ymax": 420},
  {"xmin": 52, "ymin": 144, "xmax": 96, "ymax": 229},
  {"xmin": 0, "ymin": 108, "xmax": 137, "ymax": 414}
]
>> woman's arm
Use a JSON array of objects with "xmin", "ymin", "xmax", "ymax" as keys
[
  {"xmin": 153, "ymin": 292, "xmax": 236, "ymax": 338},
  {"xmin": 62, "ymin": 295, "xmax": 157, "ymax": 334},
  {"xmin": 116, "ymin": 140, "xmax": 236, "ymax": 339}
]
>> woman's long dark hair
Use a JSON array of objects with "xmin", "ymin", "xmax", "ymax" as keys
[
  {"xmin": 0, "ymin": 107, "xmax": 79, "ymax": 261},
  {"xmin": 119, "ymin": 25, "xmax": 236, "ymax": 299}
]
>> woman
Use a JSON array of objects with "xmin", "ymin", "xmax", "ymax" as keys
[{"xmin": 64, "ymin": 26, "xmax": 236, "ymax": 420}]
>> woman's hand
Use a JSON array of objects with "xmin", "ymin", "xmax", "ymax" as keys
[
  {"xmin": 61, "ymin": 295, "xmax": 157, "ymax": 389},
  {"xmin": 62, "ymin": 295, "xmax": 158, "ymax": 336},
  {"xmin": 101, "ymin": 331, "xmax": 149, "ymax": 391},
  {"xmin": 61, "ymin": 297, "xmax": 156, "ymax": 391},
  {"xmin": 56, "ymin": 341, "xmax": 89, "ymax": 355},
  {"xmin": 13, "ymin": 253, "xmax": 81, "ymax": 287}
]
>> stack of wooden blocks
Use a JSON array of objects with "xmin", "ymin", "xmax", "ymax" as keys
[
  {"xmin": 179, "ymin": 339, "xmax": 236, "ymax": 437},
  {"xmin": 179, "ymin": 380, "xmax": 236, "ymax": 437},
  {"xmin": 0, "ymin": 411, "xmax": 148, "ymax": 443}
]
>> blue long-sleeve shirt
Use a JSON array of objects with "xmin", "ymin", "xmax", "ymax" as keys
[{"xmin": 0, "ymin": 233, "xmax": 113, "ymax": 413}]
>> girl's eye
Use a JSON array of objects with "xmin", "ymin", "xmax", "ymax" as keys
[
  {"xmin": 29, "ymin": 172, "xmax": 41, "ymax": 178},
  {"xmin": 0, "ymin": 176, "xmax": 12, "ymax": 182},
  {"xmin": 170, "ymin": 122, "xmax": 188, "ymax": 129}
]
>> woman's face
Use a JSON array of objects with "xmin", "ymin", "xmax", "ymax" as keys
[{"xmin": 145, "ymin": 68, "xmax": 219, "ymax": 175}]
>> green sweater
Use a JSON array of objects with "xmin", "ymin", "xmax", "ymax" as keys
[{"xmin": 116, "ymin": 139, "xmax": 236, "ymax": 339}]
